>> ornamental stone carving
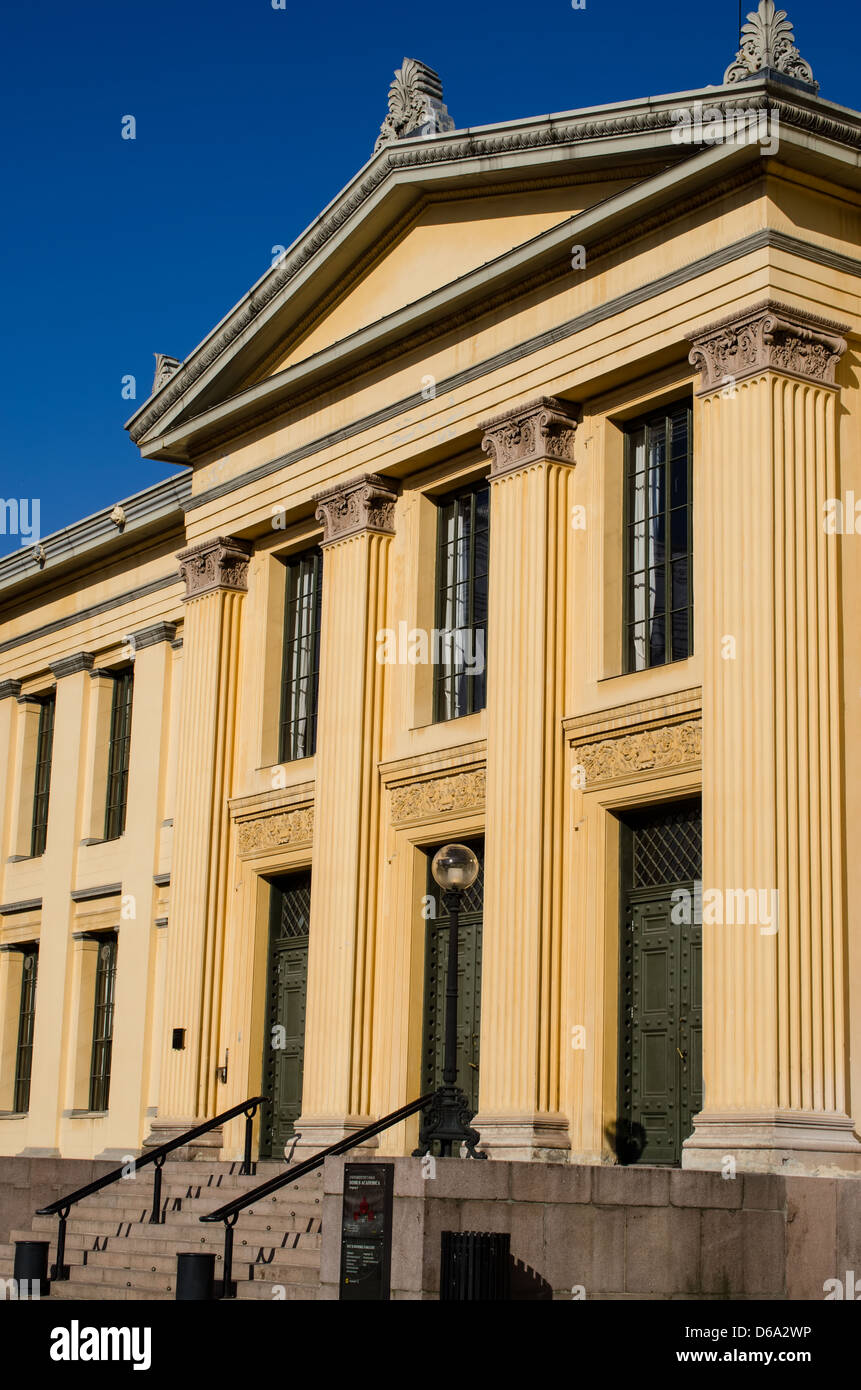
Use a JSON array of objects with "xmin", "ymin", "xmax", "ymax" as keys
[
  {"xmin": 688, "ymin": 301, "xmax": 847, "ymax": 395},
  {"xmin": 238, "ymin": 806, "xmax": 314, "ymax": 855},
  {"xmin": 724, "ymin": 2, "xmax": 817, "ymax": 91},
  {"xmin": 374, "ymin": 58, "xmax": 455, "ymax": 154},
  {"xmin": 314, "ymin": 474, "xmax": 400, "ymax": 545},
  {"xmin": 390, "ymin": 768, "xmax": 485, "ymax": 824},
  {"xmin": 153, "ymin": 353, "xmax": 181, "ymax": 394},
  {"xmin": 574, "ymin": 720, "xmax": 701, "ymax": 787},
  {"xmin": 177, "ymin": 536, "xmax": 251, "ymax": 600},
  {"xmin": 480, "ymin": 397, "xmax": 579, "ymax": 477}
]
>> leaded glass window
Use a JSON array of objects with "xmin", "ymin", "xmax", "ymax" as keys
[
  {"xmin": 104, "ymin": 669, "xmax": 133, "ymax": 840},
  {"xmin": 14, "ymin": 947, "xmax": 38, "ymax": 1113},
  {"xmin": 30, "ymin": 694, "xmax": 55, "ymax": 857},
  {"xmin": 89, "ymin": 934, "xmax": 117, "ymax": 1112},
  {"xmin": 625, "ymin": 406, "xmax": 693, "ymax": 671},
  {"xmin": 279, "ymin": 550, "xmax": 322, "ymax": 762},
  {"xmin": 434, "ymin": 481, "xmax": 489, "ymax": 722}
]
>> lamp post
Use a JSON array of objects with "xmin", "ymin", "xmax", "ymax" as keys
[{"xmin": 414, "ymin": 844, "xmax": 486, "ymax": 1159}]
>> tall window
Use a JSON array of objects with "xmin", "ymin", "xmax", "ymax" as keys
[
  {"xmin": 14, "ymin": 947, "xmax": 38, "ymax": 1113},
  {"xmin": 104, "ymin": 668, "xmax": 134, "ymax": 840},
  {"xmin": 89, "ymin": 934, "xmax": 117, "ymax": 1112},
  {"xmin": 625, "ymin": 404, "xmax": 693, "ymax": 671},
  {"xmin": 279, "ymin": 550, "xmax": 323, "ymax": 762},
  {"xmin": 30, "ymin": 694, "xmax": 55, "ymax": 857},
  {"xmin": 434, "ymin": 481, "xmax": 489, "ymax": 722}
]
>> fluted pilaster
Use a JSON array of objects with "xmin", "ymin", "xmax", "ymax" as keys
[
  {"xmin": 295, "ymin": 475, "xmax": 398, "ymax": 1151},
  {"xmin": 684, "ymin": 301, "xmax": 859, "ymax": 1169},
  {"xmin": 474, "ymin": 397, "xmax": 579, "ymax": 1159},
  {"xmin": 149, "ymin": 537, "xmax": 250, "ymax": 1144}
]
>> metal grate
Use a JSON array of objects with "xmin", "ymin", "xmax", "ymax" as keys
[
  {"xmin": 276, "ymin": 872, "xmax": 311, "ymax": 938},
  {"xmin": 631, "ymin": 804, "xmax": 701, "ymax": 887}
]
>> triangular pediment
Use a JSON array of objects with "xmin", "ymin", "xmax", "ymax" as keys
[
  {"xmin": 126, "ymin": 68, "xmax": 861, "ymax": 464},
  {"xmin": 265, "ymin": 179, "xmax": 642, "ymax": 377}
]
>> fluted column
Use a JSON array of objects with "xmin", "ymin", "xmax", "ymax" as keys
[
  {"xmin": 28, "ymin": 654, "xmax": 93, "ymax": 1153},
  {"xmin": 295, "ymin": 475, "xmax": 398, "ymax": 1152},
  {"xmin": 148, "ymin": 536, "xmax": 250, "ymax": 1146},
  {"xmin": 684, "ymin": 300, "xmax": 860, "ymax": 1170},
  {"xmin": 474, "ymin": 397, "xmax": 579, "ymax": 1160}
]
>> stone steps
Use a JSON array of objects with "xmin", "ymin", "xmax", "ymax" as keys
[
  {"xmin": 1, "ymin": 1156, "xmax": 322, "ymax": 1301},
  {"xmin": 84, "ymin": 1180, "xmax": 319, "ymax": 1203},
  {"xmin": 23, "ymin": 1209, "xmax": 322, "ymax": 1239}
]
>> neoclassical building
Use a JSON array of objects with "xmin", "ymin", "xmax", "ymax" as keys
[{"xmin": 2, "ymin": 3, "xmax": 860, "ymax": 1178}]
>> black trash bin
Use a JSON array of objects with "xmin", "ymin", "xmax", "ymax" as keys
[
  {"xmin": 13, "ymin": 1240, "xmax": 50, "ymax": 1297},
  {"xmin": 440, "ymin": 1231, "xmax": 511, "ymax": 1300},
  {"xmin": 175, "ymin": 1251, "xmax": 216, "ymax": 1300}
]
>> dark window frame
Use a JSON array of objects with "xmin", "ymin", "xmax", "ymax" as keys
[
  {"xmin": 104, "ymin": 668, "xmax": 134, "ymax": 841},
  {"xmin": 30, "ymin": 693, "xmax": 56, "ymax": 858},
  {"xmin": 433, "ymin": 479, "xmax": 490, "ymax": 723},
  {"xmin": 278, "ymin": 549, "xmax": 323, "ymax": 763},
  {"xmin": 89, "ymin": 933, "xmax": 118, "ymax": 1113},
  {"xmin": 13, "ymin": 946, "xmax": 38, "ymax": 1113},
  {"xmin": 624, "ymin": 404, "xmax": 693, "ymax": 672}
]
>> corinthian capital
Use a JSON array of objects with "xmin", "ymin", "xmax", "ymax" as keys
[
  {"xmin": 177, "ymin": 535, "xmax": 251, "ymax": 600},
  {"xmin": 314, "ymin": 474, "xmax": 400, "ymax": 545},
  {"xmin": 480, "ymin": 396, "xmax": 580, "ymax": 477},
  {"xmin": 688, "ymin": 301, "xmax": 848, "ymax": 395}
]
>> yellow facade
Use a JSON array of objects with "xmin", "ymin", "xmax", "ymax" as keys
[{"xmin": 2, "ymin": 44, "xmax": 861, "ymax": 1175}]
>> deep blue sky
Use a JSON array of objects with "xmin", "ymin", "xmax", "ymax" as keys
[{"xmin": 0, "ymin": 0, "xmax": 856, "ymax": 555}]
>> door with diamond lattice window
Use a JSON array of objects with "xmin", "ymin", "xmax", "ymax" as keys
[
  {"xmin": 260, "ymin": 872, "xmax": 311, "ymax": 1158},
  {"xmin": 619, "ymin": 802, "xmax": 702, "ymax": 1165}
]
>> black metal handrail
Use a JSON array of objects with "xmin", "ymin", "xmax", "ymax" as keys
[
  {"xmin": 36, "ymin": 1095, "xmax": 267, "ymax": 1280},
  {"xmin": 200, "ymin": 1093, "xmax": 434, "ymax": 1297}
]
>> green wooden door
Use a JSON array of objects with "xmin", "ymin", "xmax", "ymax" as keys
[
  {"xmin": 421, "ymin": 841, "xmax": 483, "ymax": 1126},
  {"xmin": 260, "ymin": 872, "xmax": 311, "ymax": 1159},
  {"xmin": 619, "ymin": 804, "xmax": 702, "ymax": 1165}
]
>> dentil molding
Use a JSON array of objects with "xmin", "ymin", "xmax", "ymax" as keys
[
  {"xmin": 688, "ymin": 300, "xmax": 848, "ymax": 395},
  {"xmin": 177, "ymin": 536, "xmax": 252, "ymax": 600},
  {"xmin": 314, "ymin": 474, "xmax": 400, "ymax": 545},
  {"xmin": 480, "ymin": 397, "xmax": 579, "ymax": 477}
]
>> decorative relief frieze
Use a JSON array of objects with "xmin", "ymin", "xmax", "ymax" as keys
[
  {"xmin": 480, "ymin": 397, "xmax": 579, "ymax": 477},
  {"xmin": 314, "ymin": 474, "xmax": 400, "ymax": 545},
  {"xmin": 688, "ymin": 301, "xmax": 847, "ymax": 395},
  {"xmin": 177, "ymin": 536, "xmax": 251, "ymax": 600},
  {"xmin": 574, "ymin": 719, "xmax": 701, "ymax": 787},
  {"xmin": 390, "ymin": 768, "xmax": 485, "ymax": 824},
  {"xmin": 724, "ymin": 1, "xmax": 817, "ymax": 90},
  {"xmin": 237, "ymin": 806, "xmax": 314, "ymax": 855}
]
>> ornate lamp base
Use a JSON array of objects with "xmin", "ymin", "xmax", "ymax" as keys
[{"xmin": 413, "ymin": 1085, "xmax": 487, "ymax": 1159}]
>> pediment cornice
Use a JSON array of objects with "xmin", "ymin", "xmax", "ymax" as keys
[{"xmin": 125, "ymin": 77, "xmax": 861, "ymax": 459}]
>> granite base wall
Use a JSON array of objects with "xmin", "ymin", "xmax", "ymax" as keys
[
  {"xmin": 0, "ymin": 1158, "xmax": 115, "ymax": 1246},
  {"xmin": 319, "ymin": 1157, "xmax": 861, "ymax": 1300}
]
